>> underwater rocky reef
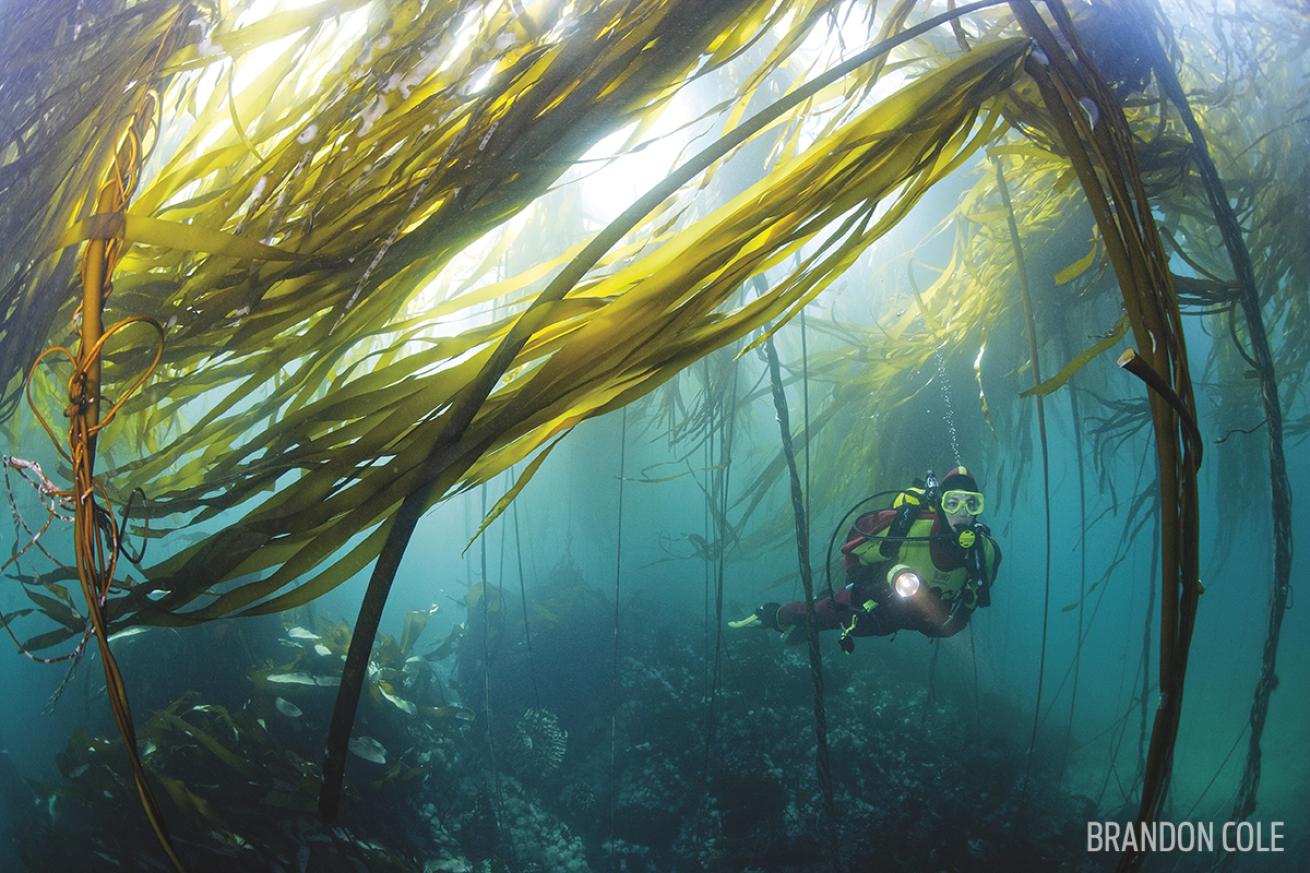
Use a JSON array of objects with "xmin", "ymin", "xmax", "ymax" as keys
[{"xmin": 14, "ymin": 567, "xmax": 1097, "ymax": 872}]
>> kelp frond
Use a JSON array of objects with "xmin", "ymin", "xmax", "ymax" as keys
[{"xmin": 8, "ymin": 7, "xmax": 1033, "ymax": 643}]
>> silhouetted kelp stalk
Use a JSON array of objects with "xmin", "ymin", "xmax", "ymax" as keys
[
  {"xmin": 1056, "ymin": 362, "xmax": 1088, "ymax": 792},
  {"xmin": 991, "ymin": 151, "xmax": 1054, "ymax": 814},
  {"xmin": 607, "ymin": 406, "xmax": 628, "ymax": 865},
  {"xmin": 510, "ymin": 467, "xmax": 542, "ymax": 711},
  {"xmin": 1006, "ymin": 4, "xmax": 1202, "ymax": 872},
  {"xmin": 764, "ymin": 333, "xmax": 839, "ymax": 867},
  {"xmin": 800, "ymin": 310, "xmax": 813, "ymax": 570},
  {"xmin": 477, "ymin": 483, "xmax": 506, "ymax": 858},
  {"xmin": 702, "ymin": 358, "xmax": 714, "ymax": 694},
  {"xmin": 1136, "ymin": 530, "xmax": 1156, "ymax": 792},
  {"xmin": 701, "ymin": 347, "xmax": 738, "ymax": 853}
]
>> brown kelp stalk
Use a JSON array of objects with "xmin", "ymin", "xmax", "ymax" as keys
[
  {"xmin": 1136, "ymin": 530, "xmax": 1158, "ymax": 788},
  {"xmin": 991, "ymin": 152, "xmax": 1053, "ymax": 807},
  {"xmin": 1007, "ymin": 5, "xmax": 1202, "ymax": 870},
  {"xmin": 702, "ymin": 359, "xmax": 715, "ymax": 693},
  {"xmin": 763, "ymin": 335, "xmax": 838, "ymax": 840},
  {"xmin": 44, "ymin": 15, "xmax": 190, "ymax": 871},
  {"xmin": 1128, "ymin": 0, "xmax": 1294, "ymax": 828},
  {"xmin": 477, "ymin": 484, "xmax": 505, "ymax": 850},
  {"xmin": 607, "ymin": 407, "xmax": 628, "ymax": 856},
  {"xmin": 1057, "ymin": 375, "xmax": 1088, "ymax": 790},
  {"xmin": 701, "ymin": 353, "xmax": 738, "ymax": 839}
]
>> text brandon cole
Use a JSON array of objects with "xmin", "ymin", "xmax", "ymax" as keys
[{"xmin": 1087, "ymin": 820, "xmax": 1284, "ymax": 854}]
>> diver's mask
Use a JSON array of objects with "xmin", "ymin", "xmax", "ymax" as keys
[{"xmin": 941, "ymin": 489, "xmax": 984, "ymax": 517}]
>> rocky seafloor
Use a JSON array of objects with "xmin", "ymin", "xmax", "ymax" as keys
[{"xmin": 10, "ymin": 575, "xmax": 1100, "ymax": 872}]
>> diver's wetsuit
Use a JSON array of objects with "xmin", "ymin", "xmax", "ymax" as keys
[{"xmin": 776, "ymin": 508, "xmax": 1001, "ymax": 639}]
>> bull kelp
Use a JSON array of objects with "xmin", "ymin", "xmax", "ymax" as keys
[{"xmin": 0, "ymin": 0, "xmax": 1305, "ymax": 871}]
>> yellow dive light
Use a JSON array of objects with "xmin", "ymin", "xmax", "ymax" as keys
[{"xmin": 888, "ymin": 563, "xmax": 921, "ymax": 598}]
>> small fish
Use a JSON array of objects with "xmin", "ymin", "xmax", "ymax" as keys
[
  {"xmin": 313, "ymin": 644, "xmax": 332, "ymax": 657},
  {"xmin": 68, "ymin": 764, "xmax": 88, "ymax": 779},
  {"xmin": 287, "ymin": 627, "xmax": 321, "ymax": 641},
  {"xmin": 266, "ymin": 672, "xmax": 340, "ymax": 687},
  {"xmin": 347, "ymin": 736, "xmax": 387, "ymax": 765},
  {"xmin": 421, "ymin": 704, "xmax": 475, "ymax": 722},
  {"xmin": 275, "ymin": 697, "xmax": 303, "ymax": 718},
  {"xmin": 107, "ymin": 626, "xmax": 150, "ymax": 643},
  {"xmin": 143, "ymin": 741, "xmax": 157, "ymax": 757}
]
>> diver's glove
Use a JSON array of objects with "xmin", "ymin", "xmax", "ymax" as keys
[{"xmin": 728, "ymin": 602, "xmax": 782, "ymax": 631}]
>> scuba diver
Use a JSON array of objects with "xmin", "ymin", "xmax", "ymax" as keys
[{"xmin": 730, "ymin": 466, "xmax": 1001, "ymax": 652}]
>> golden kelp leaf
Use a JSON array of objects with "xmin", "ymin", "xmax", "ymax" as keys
[
  {"xmin": 156, "ymin": 775, "xmax": 227, "ymax": 828},
  {"xmin": 463, "ymin": 431, "xmax": 571, "ymax": 551},
  {"xmin": 465, "ymin": 582, "xmax": 503, "ymax": 613},
  {"xmin": 57, "ymin": 214, "xmax": 302, "ymax": 260},
  {"xmin": 1020, "ymin": 314, "xmax": 1129, "ymax": 398},
  {"xmin": 398, "ymin": 606, "xmax": 432, "ymax": 658},
  {"xmin": 158, "ymin": 713, "xmax": 247, "ymax": 772},
  {"xmin": 1053, "ymin": 240, "xmax": 1100, "ymax": 284}
]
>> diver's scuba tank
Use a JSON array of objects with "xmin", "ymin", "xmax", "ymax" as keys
[{"xmin": 879, "ymin": 470, "xmax": 938, "ymax": 558}]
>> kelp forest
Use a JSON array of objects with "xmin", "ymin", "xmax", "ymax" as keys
[{"xmin": 0, "ymin": 0, "xmax": 1306, "ymax": 870}]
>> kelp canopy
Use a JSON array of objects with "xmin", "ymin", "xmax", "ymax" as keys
[
  {"xmin": 1, "ymin": 0, "xmax": 1051, "ymax": 633},
  {"xmin": 0, "ymin": 0, "xmax": 1304, "ymax": 868}
]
